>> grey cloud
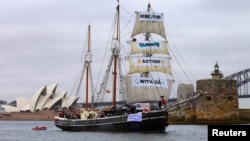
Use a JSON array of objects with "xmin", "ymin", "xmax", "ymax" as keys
[{"xmin": 0, "ymin": 0, "xmax": 249, "ymax": 101}]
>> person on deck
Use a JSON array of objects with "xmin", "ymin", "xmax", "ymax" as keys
[
  {"xmin": 158, "ymin": 96, "xmax": 167, "ymax": 109},
  {"xmin": 161, "ymin": 96, "xmax": 167, "ymax": 108}
]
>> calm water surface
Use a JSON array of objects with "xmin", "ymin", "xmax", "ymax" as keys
[
  {"xmin": 1, "ymin": 98, "xmax": 248, "ymax": 141},
  {"xmin": 0, "ymin": 121, "xmax": 207, "ymax": 141}
]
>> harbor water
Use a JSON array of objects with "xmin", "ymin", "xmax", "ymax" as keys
[
  {"xmin": 0, "ymin": 98, "xmax": 248, "ymax": 141},
  {"xmin": 0, "ymin": 120, "xmax": 207, "ymax": 141}
]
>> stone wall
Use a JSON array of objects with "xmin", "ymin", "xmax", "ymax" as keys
[
  {"xmin": 196, "ymin": 79, "xmax": 239, "ymax": 121},
  {"xmin": 167, "ymin": 78, "xmax": 250, "ymax": 124}
]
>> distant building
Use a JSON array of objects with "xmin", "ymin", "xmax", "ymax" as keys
[
  {"xmin": 177, "ymin": 84, "xmax": 195, "ymax": 102},
  {"xmin": 1, "ymin": 83, "xmax": 79, "ymax": 113}
]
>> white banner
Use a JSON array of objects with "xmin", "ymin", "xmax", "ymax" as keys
[
  {"xmin": 137, "ymin": 41, "xmax": 162, "ymax": 50},
  {"xmin": 131, "ymin": 76, "xmax": 168, "ymax": 88},
  {"xmin": 130, "ymin": 41, "xmax": 169, "ymax": 55},
  {"xmin": 131, "ymin": 57, "xmax": 169, "ymax": 67},
  {"xmin": 127, "ymin": 112, "xmax": 142, "ymax": 122},
  {"xmin": 139, "ymin": 12, "xmax": 163, "ymax": 22}
]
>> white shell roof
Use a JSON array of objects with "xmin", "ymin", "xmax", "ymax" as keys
[
  {"xmin": 36, "ymin": 83, "xmax": 58, "ymax": 111},
  {"xmin": 15, "ymin": 97, "xmax": 31, "ymax": 111},
  {"xmin": 1, "ymin": 105, "xmax": 17, "ymax": 112},
  {"xmin": 30, "ymin": 86, "xmax": 46, "ymax": 112},
  {"xmin": 43, "ymin": 91, "xmax": 67, "ymax": 110},
  {"xmin": 1, "ymin": 83, "xmax": 78, "ymax": 113},
  {"xmin": 61, "ymin": 95, "xmax": 80, "ymax": 108}
]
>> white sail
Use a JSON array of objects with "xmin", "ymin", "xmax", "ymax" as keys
[
  {"xmin": 95, "ymin": 3, "xmax": 173, "ymax": 105},
  {"xmin": 130, "ymin": 41, "xmax": 169, "ymax": 55},
  {"xmin": 125, "ymin": 4, "xmax": 174, "ymax": 104},
  {"xmin": 125, "ymin": 76, "xmax": 173, "ymax": 103},
  {"xmin": 128, "ymin": 56, "xmax": 172, "ymax": 74},
  {"xmin": 131, "ymin": 12, "xmax": 166, "ymax": 39}
]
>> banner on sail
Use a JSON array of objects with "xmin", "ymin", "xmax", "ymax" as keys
[
  {"xmin": 130, "ymin": 76, "xmax": 168, "ymax": 88},
  {"xmin": 125, "ymin": 76, "xmax": 173, "ymax": 103},
  {"xmin": 130, "ymin": 41, "xmax": 169, "ymax": 55},
  {"xmin": 139, "ymin": 12, "xmax": 163, "ymax": 22},
  {"xmin": 128, "ymin": 57, "xmax": 172, "ymax": 74}
]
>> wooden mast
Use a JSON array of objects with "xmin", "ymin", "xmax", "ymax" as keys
[
  {"xmin": 141, "ymin": 3, "xmax": 152, "ymax": 78},
  {"xmin": 85, "ymin": 24, "xmax": 91, "ymax": 111},
  {"xmin": 112, "ymin": 1, "xmax": 120, "ymax": 109}
]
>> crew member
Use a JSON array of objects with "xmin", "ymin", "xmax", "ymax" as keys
[{"xmin": 160, "ymin": 96, "xmax": 167, "ymax": 109}]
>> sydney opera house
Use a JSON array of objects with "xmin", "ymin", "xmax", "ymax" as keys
[{"xmin": 1, "ymin": 83, "xmax": 80, "ymax": 113}]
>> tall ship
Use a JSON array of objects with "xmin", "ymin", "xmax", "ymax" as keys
[{"xmin": 54, "ymin": 1, "xmax": 173, "ymax": 132}]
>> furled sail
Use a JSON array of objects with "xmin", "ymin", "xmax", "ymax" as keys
[
  {"xmin": 125, "ymin": 76, "xmax": 173, "ymax": 103},
  {"xmin": 130, "ymin": 41, "xmax": 169, "ymax": 55},
  {"xmin": 131, "ymin": 12, "xmax": 166, "ymax": 39},
  {"xmin": 128, "ymin": 56, "xmax": 172, "ymax": 74}
]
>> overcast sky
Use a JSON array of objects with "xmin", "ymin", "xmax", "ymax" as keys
[{"xmin": 1, "ymin": 0, "xmax": 249, "ymax": 103}]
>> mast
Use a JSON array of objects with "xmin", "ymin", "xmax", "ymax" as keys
[
  {"xmin": 94, "ymin": 2, "xmax": 121, "ymax": 105},
  {"xmin": 112, "ymin": 1, "xmax": 120, "ymax": 109},
  {"xmin": 85, "ymin": 24, "xmax": 91, "ymax": 111},
  {"xmin": 142, "ymin": 3, "xmax": 151, "ymax": 78},
  {"xmin": 145, "ymin": 3, "xmax": 151, "ymax": 41}
]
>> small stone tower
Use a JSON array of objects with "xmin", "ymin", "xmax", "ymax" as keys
[
  {"xmin": 196, "ymin": 62, "xmax": 239, "ymax": 122},
  {"xmin": 177, "ymin": 84, "xmax": 194, "ymax": 102}
]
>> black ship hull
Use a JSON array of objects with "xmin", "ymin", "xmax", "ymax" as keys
[{"xmin": 54, "ymin": 110, "xmax": 168, "ymax": 132}]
